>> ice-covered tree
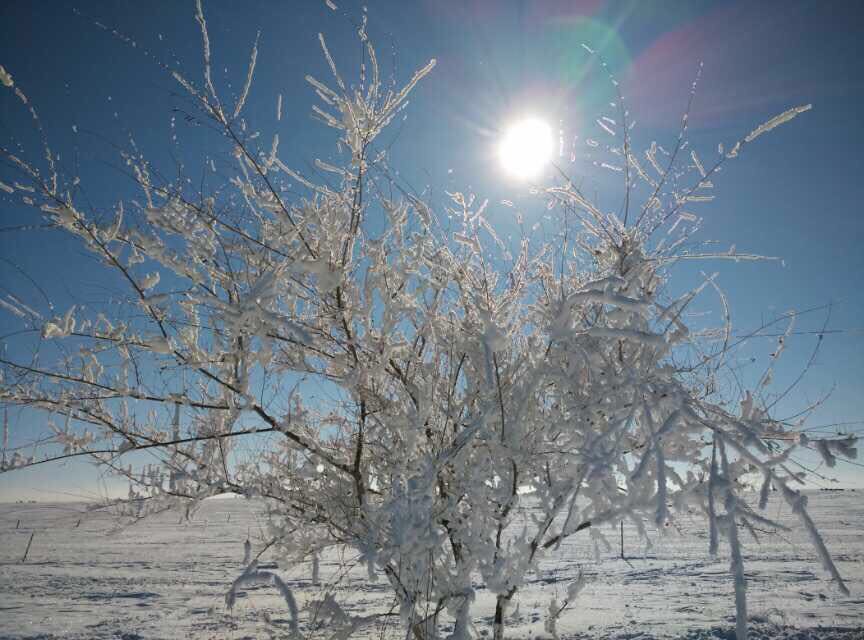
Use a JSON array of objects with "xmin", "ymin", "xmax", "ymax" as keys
[{"xmin": 0, "ymin": 4, "xmax": 856, "ymax": 639}]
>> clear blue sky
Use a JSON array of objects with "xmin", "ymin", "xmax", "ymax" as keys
[{"xmin": 0, "ymin": 0, "xmax": 862, "ymax": 499}]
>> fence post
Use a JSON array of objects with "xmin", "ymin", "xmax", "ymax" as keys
[{"xmin": 22, "ymin": 531, "xmax": 35, "ymax": 563}]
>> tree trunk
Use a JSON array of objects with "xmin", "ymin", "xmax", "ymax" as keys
[{"xmin": 492, "ymin": 589, "xmax": 515, "ymax": 640}]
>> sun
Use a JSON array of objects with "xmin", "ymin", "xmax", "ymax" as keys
[{"xmin": 498, "ymin": 117, "xmax": 554, "ymax": 180}]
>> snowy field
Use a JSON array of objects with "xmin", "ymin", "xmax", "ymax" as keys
[{"xmin": 0, "ymin": 491, "xmax": 862, "ymax": 640}]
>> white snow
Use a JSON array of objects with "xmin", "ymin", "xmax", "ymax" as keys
[{"xmin": 0, "ymin": 490, "xmax": 861, "ymax": 639}]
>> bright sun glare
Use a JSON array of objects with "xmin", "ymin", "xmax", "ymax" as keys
[{"xmin": 498, "ymin": 117, "xmax": 554, "ymax": 180}]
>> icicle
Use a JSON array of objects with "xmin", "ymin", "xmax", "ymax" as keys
[
  {"xmin": 1, "ymin": 408, "xmax": 7, "ymax": 468},
  {"xmin": 781, "ymin": 486, "xmax": 850, "ymax": 595},
  {"xmin": 720, "ymin": 441, "xmax": 747, "ymax": 640},
  {"xmin": 707, "ymin": 441, "xmax": 719, "ymax": 556},
  {"xmin": 655, "ymin": 443, "xmax": 667, "ymax": 527}
]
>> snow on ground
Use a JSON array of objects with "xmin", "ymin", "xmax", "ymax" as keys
[{"xmin": 0, "ymin": 490, "xmax": 861, "ymax": 639}]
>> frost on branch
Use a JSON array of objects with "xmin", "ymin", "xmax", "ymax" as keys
[{"xmin": 0, "ymin": 5, "xmax": 857, "ymax": 640}]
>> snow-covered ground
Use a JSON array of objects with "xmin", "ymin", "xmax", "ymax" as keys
[{"xmin": 0, "ymin": 490, "xmax": 861, "ymax": 639}]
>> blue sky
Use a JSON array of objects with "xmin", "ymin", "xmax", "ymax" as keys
[{"xmin": 0, "ymin": 0, "xmax": 862, "ymax": 499}]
